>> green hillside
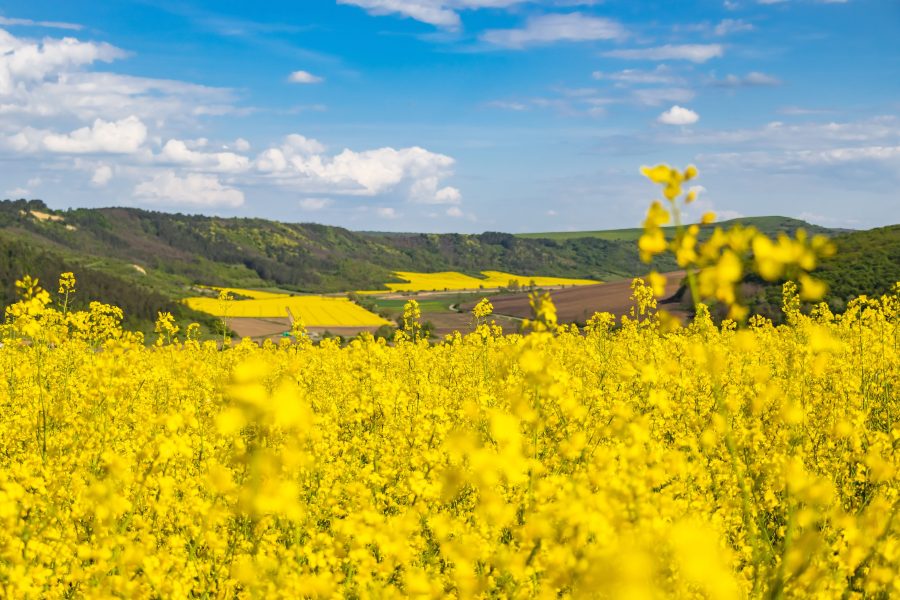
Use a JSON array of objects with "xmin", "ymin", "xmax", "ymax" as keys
[
  {"xmin": 817, "ymin": 225, "xmax": 900, "ymax": 305},
  {"xmin": 1, "ymin": 199, "xmax": 691, "ymax": 297},
  {"xmin": 722, "ymin": 225, "xmax": 900, "ymax": 322},
  {"xmin": 3, "ymin": 198, "xmax": 887, "ymax": 335},
  {"xmin": 516, "ymin": 216, "xmax": 841, "ymax": 242}
]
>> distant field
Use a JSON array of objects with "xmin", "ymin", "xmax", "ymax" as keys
[
  {"xmin": 371, "ymin": 298, "xmax": 456, "ymax": 313},
  {"xmin": 383, "ymin": 270, "xmax": 597, "ymax": 293},
  {"xmin": 516, "ymin": 216, "xmax": 839, "ymax": 242},
  {"xmin": 184, "ymin": 290, "xmax": 390, "ymax": 326},
  {"xmin": 461, "ymin": 271, "xmax": 686, "ymax": 324},
  {"xmin": 198, "ymin": 285, "xmax": 287, "ymax": 300}
]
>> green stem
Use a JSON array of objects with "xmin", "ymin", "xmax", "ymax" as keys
[{"xmin": 671, "ymin": 198, "xmax": 701, "ymax": 314}]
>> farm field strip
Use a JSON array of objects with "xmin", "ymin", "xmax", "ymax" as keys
[
  {"xmin": 197, "ymin": 286, "xmax": 287, "ymax": 300},
  {"xmin": 382, "ymin": 270, "xmax": 599, "ymax": 293},
  {"xmin": 184, "ymin": 294, "xmax": 390, "ymax": 326}
]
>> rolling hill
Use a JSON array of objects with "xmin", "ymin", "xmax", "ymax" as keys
[
  {"xmin": 515, "ymin": 216, "xmax": 843, "ymax": 242},
  {"xmin": 2, "ymin": 198, "xmax": 892, "ymax": 335}
]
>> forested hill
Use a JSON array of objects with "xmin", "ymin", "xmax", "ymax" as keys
[
  {"xmin": 0, "ymin": 199, "xmax": 843, "ymax": 296},
  {"xmin": 2, "ymin": 199, "xmax": 670, "ymax": 299},
  {"xmin": 3, "ymin": 198, "xmax": 893, "ymax": 333}
]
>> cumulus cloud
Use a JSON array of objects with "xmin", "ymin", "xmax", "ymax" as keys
[
  {"xmin": 91, "ymin": 164, "xmax": 113, "ymax": 186},
  {"xmin": 0, "ymin": 29, "xmax": 237, "ymax": 124},
  {"xmin": 605, "ymin": 44, "xmax": 724, "ymax": 63},
  {"xmin": 375, "ymin": 206, "xmax": 398, "ymax": 218},
  {"xmin": 134, "ymin": 171, "xmax": 245, "ymax": 207},
  {"xmin": 0, "ymin": 27, "xmax": 464, "ymax": 216},
  {"xmin": 445, "ymin": 206, "xmax": 463, "ymax": 217},
  {"xmin": 158, "ymin": 139, "xmax": 250, "ymax": 172},
  {"xmin": 40, "ymin": 116, "xmax": 148, "ymax": 153},
  {"xmin": 255, "ymin": 134, "xmax": 461, "ymax": 204},
  {"xmin": 0, "ymin": 29, "xmax": 124, "ymax": 94},
  {"xmin": 658, "ymin": 105, "xmax": 699, "ymax": 125},
  {"xmin": 480, "ymin": 13, "xmax": 626, "ymax": 48},
  {"xmin": 288, "ymin": 70, "xmax": 324, "ymax": 84}
]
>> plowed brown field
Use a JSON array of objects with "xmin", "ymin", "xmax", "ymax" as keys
[{"xmin": 461, "ymin": 271, "xmax": 687, "ymax": 324}]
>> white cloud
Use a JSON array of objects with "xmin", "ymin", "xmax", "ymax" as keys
[
  {"xmin": 283, "ymin": 134, "xmax": 327, "ymax": 155},
  {"xmin": 299, "ymin": 198, "xmax": 331, "ymax": 210},
  {"xmin": 0, "ymin": 27, "xmax": 464, "ymax": 217},
  {"xmin": 435, "ymin": 185, "xmax": 462, "ymax": 204},
  {"xmin": 658, "ymin": 105, "xmax": 699, "ymax": 125},
  {"xmin": 375, "ymin": 206, "xmax": 398, "ymax": 218},
  {"xmin": 158, "ymin": 139, "xmax": 250, "ymax": 172},
  {"xmin": 255, "ymin": 135, "xmax": 460, "ymax": 203},
  {"xmin": 91, "ymin": 164, "xmax": 113, "ymax": 186},
  {"xmin": 0, "ymin": 29, "xmax": 124, "ymax": 94},
  {"xmin": 337, "ymin": 0, "xmax": 536, "ymax": 29},
  {"xmin": 40, "ymin": 116, "xmax": 148, "ymax": 154},
  {"xmin": 0, "ymin": 70, "xmax": 238, "ymax": 123},
  {"xmin": 6, "ymin": 186, "xmax": 30, "ymax": 197},
  {"xmin": 777, "ymin": 106, "xmax": 833, "ymax": 116},
  {"xmin": 288, "ymin": 70, "xmax": 324, "ymax": 84},
  {"xmin": 605, "ymin": 44, "xmax": 724, "ymax": 63},
  {"xmin": 445, "ymin": 205, "xmax": 463, "ymax": 217},
  {"xmin": 632, "ymin": 87, "xmax": 694, "ymax": 106},
  {"xmin": 0, "ymin": 29, "xmax": 237, "ymax": 124},
  {"xmin": 486, "ymin": 100, "xmax": 529, "ymax": 111},
  {"xmin": 480, "ymin": 13, "xmax": 626, "ymax": 48},
  {"xmin": 754, "ymin": 145, "xmax": 900, "ymax": 165},
  {"xmin": 710, "ymin": 71, "xmax": 781, "ymax": 87},
  {"xmin": 682, "ymin": 117, "xmax": 900, "ymax": 178},
  {"xmin": 339, "ymin": 0, "xmax": 462, "ymax": 28},
  {"xmin": 411, "ymin": 177, "xmax": 461, "ymax": 204},
  {"xmin": 592, "ymin": 65, "xmax": 681, "ymax": 86},
  {"xmin": 714, "ymin": 18, "xmax": 754, "ymax": 35},
  {"xmin": 134, "ymin": 171, "xmax": 245, "ymax": 207},
  {"xmin": 0, "ymin": 16, "xmax": 83, "ymax": 31},
  {"xmin": 669, "ymin": 116, "xmax": 900, "ymax": 148}
]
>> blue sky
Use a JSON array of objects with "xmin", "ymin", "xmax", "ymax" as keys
[{"xmin": 0, "ymin": 0, "xmax": 898, "ymax": 232}]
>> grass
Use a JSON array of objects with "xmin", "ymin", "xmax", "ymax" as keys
[{"xmin": 515, "ymin": 216, "xmax": 839, "ymax": 242}]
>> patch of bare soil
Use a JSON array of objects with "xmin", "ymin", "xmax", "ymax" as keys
[
  {"xmin": 227, "ymin": 317, "xmax": 290, "ymax": 339},
  {"xmin": 460, "ymin": 271, "xmax": 688, "ymax": 324}
]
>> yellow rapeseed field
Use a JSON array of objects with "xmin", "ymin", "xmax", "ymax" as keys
[
  {"xmin": 479, "ymin": 271, "xmax": 598, "ymax": 288},
  {"xmin": 0, "ymin": 166, "xmax": 897, "ymax": 598},
  {"xmin": 384, "ymin": 270, "xmax": 597, "ymax": 292},
  {"xmin": 184, "ymin": 294, "xmax": 391, "ymax": 326},
  {"xmin": 197, "ymin": 286, "xmax": 288, "ymax": 300}
]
